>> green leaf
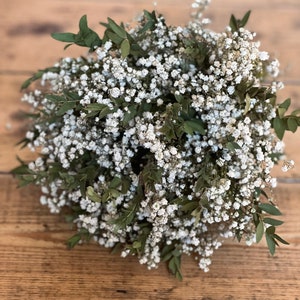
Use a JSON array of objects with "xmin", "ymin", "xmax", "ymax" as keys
[
  {"xmin": 243, "ymin": 93, "xmax": 251, "ymax": 115},
  {"xmin": 52, "ymin": 15, "xmax": 101, "ymax": 51},
  {"xmin": 229, "ymin": 15, "xmax": 238, "ymax": 32},
  {"xmin": 287, "ymin": 117, "xmax": 298, "ymax": 133},
  {"xmin": 85, "ymin": 103, "xmax": 108, "ymax": 111},
  {"xmin": 11, "ymin": 162, "xmax": 30, "ymax": 175},
  {"xmin": 278, "ymin": 98, "xmax": 291, "ymax": 110},
  {"xmin": 240, "ymin": 10, "xmax": 251, "ymax": 27},
  {"xmin": 263, "ymin": 218, "xmax": 284, "ymax": 226},
  {"xmin": 256, "ymin": 221, "xmax": 264, "ymax": 243},
  {"xmin": 138, "ymin": 10, "xmax": 157, "ymax": 34},
  {"xmin": 51, "ymin": 32, "xmax": 76, "ymax": 43},
  {"xmin": 254, "ymin": 187, "xmax": 269, "ymax": 199},
  {"xmin": 112, "ymin": 185, "xmax": 143, "ymax": 229},
  {"xmin": 86, "ymin": 186, "xmax": 102, "ymax": 202},
  {"xmin": 265, "ymin": 233, "xmax": 276, "ymax": 255},
  {"xmin": 273, "ymin": 234, "xmax": 289, "ymax": 245},
  {"xmin": 120, "ymin": 39, "xmax": 130, "ymax": 58},
  {"xmin": 109, "ymin": 177, "xmax": 122, "ymax": 189},
  {"xmin": 45, "ymin": 94, "xmax": 65, "ymax": 103},
  {"xmin": 168, "ymin": 256, "xmax": 183, "ymax": 281},
  {"xmin": 259, "ymin": 203, "xmax": 282, "ymax": 216},
  {"xmin": 57, "ymin": 101, "xmax": 77, "ymax": 116},
  {"xmin": 277, "ymin": 107, "xmax": 287, "ymax": 119},
  {"xmin": 181, "ymin": 200, "xmax": 199, "ymax": 213},
  {"xmin": 106, "ymin": 31, "xmax": 124, "ymax": 44},
  {"xmin": 79, "ymin": 15, "xmax": 90, "ymax": 35},
  {"xmin": 132, "ymin": 241, "xmax": 142, "ymax": 249},
  {"xmin": 67, "ymin": 229, "xmax": 91, "ymax": 249},
  {"xmin": 229, "ymin": 11, "xmax": 252, "ymax": 32},
  {"xmin": 266, "ymin": 225, "xmax": 276, "ymax": 235},
  {"xmin": 183, "ymin": 119, "xmax": 206, "ymax": 135},
  {"xmin": 122, "ymin": 105, "xmax": 137, "ymax": 125},
  {"xmin": 291, "ymin": 109, "xmax": 300, "ymax": 116},
  {"xmin": 273, "ymin": 117, "xmax": 285, "ymax": 140},
  {"xmin": 107, "ymin": 18, "xmax": 127, "ymax": 39},
  {"xmin": 226, "ymin": 141, "xmax": 241, "ymax": 151},
  {"xmin": 67, "ymin": 233, "xmax": 81, "ymax": 249}
]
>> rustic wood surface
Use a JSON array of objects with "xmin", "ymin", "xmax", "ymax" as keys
[{"xmin": 0, "ymin": 0, "xmax": 299, "ymax": 299}]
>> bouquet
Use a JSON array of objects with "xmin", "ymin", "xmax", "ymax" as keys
[{"xmin": 13, "ymin": 0, "xmax": 299, "ymax": 279}]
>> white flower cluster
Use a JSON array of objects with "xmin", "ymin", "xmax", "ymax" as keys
[{"xmin": 21, "ymin": 8, "xmax": 287, "ymax": 274}]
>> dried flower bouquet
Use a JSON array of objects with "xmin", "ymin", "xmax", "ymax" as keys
[{"xmin": 13, "ymin": 0, "xmax": 300, "ymax": 279}]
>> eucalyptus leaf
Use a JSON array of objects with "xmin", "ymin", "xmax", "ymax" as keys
[
  {"xmin": 278, "ymin": 98, "xmax": 291, "ymax": 110},
  {"xmin": 57, "ymin": 101, "xmax": 77, "ymax": 116},
  {"xmin": 67, "ymin": 233, "xmax": 81, "ymax": 249},
  {"xmin": 256, "ymin": 220, "xmax": 264, "ymax": 243},
  {"xmin": 291, "ymin": 109, "xmax": 300, "ymax": 116},
  {"xmin": 273, "ymin": 234, "xmax": 289, "ymax": 245},
  {"xmin": 263, "ymin": 217, "xmax": 284, "ymax": 226},
  {"xmin": 107, "ymin": 18, "xmax": 127, "ymax": 39},
  {"xmin": 45, "ymin": 94, "xmax": 65, "ymax": 103},
  {"xmin": 273, "ymin": 117, "xmax": 285, "ymax": 140},
  {"xmin": 226, "ymin": 141, "xmax": 241, "ymax": 151},
  {"xmin": 86, "ymin": 186, "xmax": 102, "ymax": 202},
  {"xmin": 259, "ymin": 203, "xmax": 282, "ymax": 216},
  {"xmin": 265, "ymin": 233, "xmax": 276, "ymax": 255},
  {"xmin": 121, "ymin": 39, "xmax": 131, "ymax": 58},
  {"xmin": 51, "ymin": 32, "xmax": 76, "ymax": 43},
  {"xmin": 85, "ymin": 103, "xmax": 108, "ymax": 111},
  {"xmin": 240, "ymin": 10, "xmax": 251, "ymax": 27},
  {"xmin": 183, "ymin": 119, "xmax": 206, "ymax": 135},
  {"xmin": 287, "ymin": 117, "xmax": 298, "ymax": 133}
]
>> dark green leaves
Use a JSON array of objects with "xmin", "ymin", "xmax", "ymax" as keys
[
  {"xmin": 254, "ymin": 202, "xmax": 288, "ymax": 255},
  {"xmin": 229, "ymin": 10, "xmax": 251, "ymax": 32},
  {"xmin": 183, "ymin": 119, "xmax": 206, "ymax": 135},
  {"xmin": 258, "ymin": 203, "xmax": 282, "ymax": 216},
  {"xmin": 161, "ymin": 244, "xmax": 183, "ymax": 281},
  {"xmin": 101, "ymin": 16, "xmax": 145, "ymax": 58},
  {"xmin": 67, "ymin": 228, "xmax": 92, "ymax": 249},
  {"xmin": 265, "ymin": 226, "xmax": 289, "ymax": 256},
  {"xmin": 272, "ymin": 98, "xmax": 300, "ymax": 140},
  {"xmin": 46, "ymin": 90, "xmax": 81, "ymax": 116},
  {"xmin": 183, "ymin": 40, "xmax": 209, "ymax": 68},
  {"xmin": 52, "ymin": 15, "xmax": 101, "ymax": 51},
  {"xmin": 138, "ymin": 10, "xmax": 157, "ymax": 34}
]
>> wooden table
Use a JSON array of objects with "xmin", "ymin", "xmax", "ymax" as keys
[{"xmin": 0, "ymin": 0, "xmax": 299, "ymax": 299}]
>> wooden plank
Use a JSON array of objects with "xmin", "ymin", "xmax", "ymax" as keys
[{"xmin": 0, "ymin": 176, "xmax": 299, "ymax": 299}]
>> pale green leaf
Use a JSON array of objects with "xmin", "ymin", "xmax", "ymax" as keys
[
  {"xmin": 121, "ymin": 39, "xmax": 130, "ymax": 58},
  {"xmin": 86, "ymin": 186, "xmax": 102, "ymax": 202}
]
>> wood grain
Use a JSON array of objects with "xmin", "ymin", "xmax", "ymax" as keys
[{"xmin": 0, "ymin": 0, "xmax": 300, "ymax": 299}]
